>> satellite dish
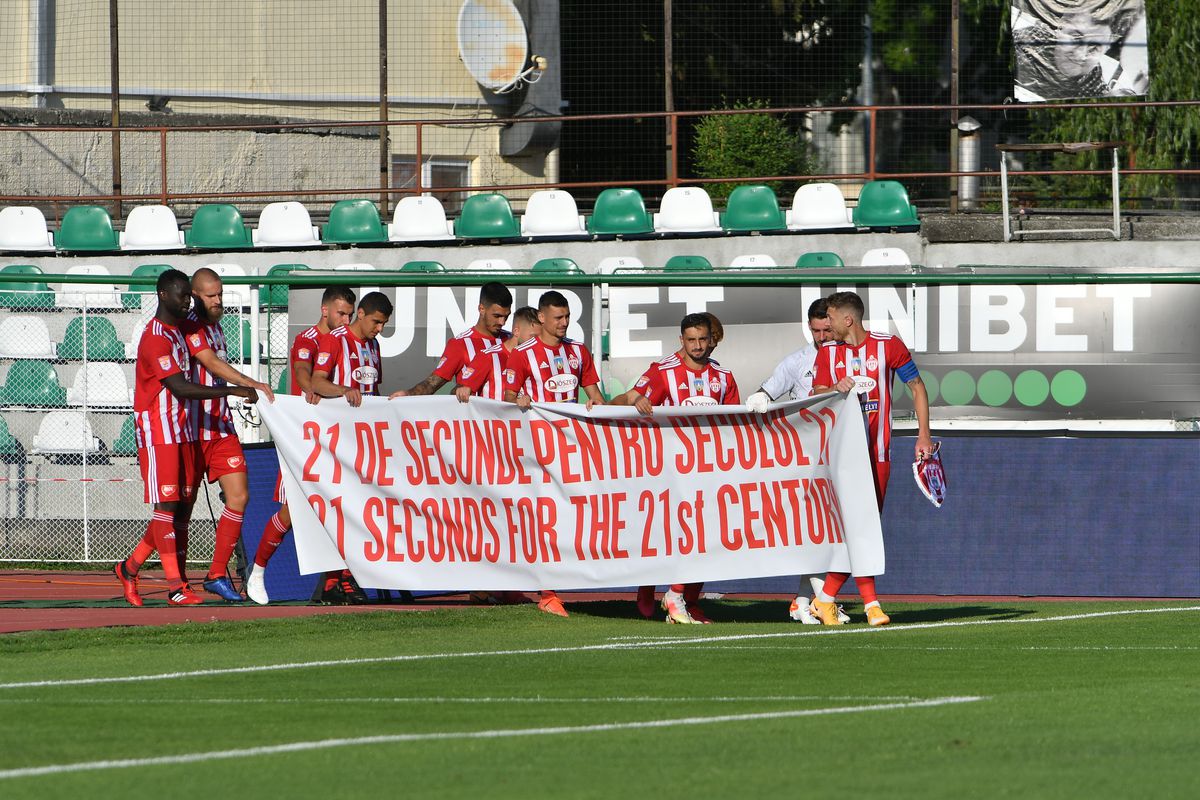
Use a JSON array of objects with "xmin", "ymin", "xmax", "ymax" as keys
[{"xmin": 457, "ymin": 0, "xmax": 545, "ymax": 94}]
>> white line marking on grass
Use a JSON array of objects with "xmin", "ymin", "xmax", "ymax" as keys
[
  {"xmin": 1, "ymin": 605, "xmax": 1195, "ymax": 692},
  {"xmin": 0, "ymin": 694, "xmax": 920, "ymax": 706},
  {"xmin": 0, "ymin": 695, "xmax": 985, "ymax": 781}
]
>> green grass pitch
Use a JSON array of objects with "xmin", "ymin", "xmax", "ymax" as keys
[{"xmin": 0, "ymin": 599, "xmax": 1197, "ymax": 798}]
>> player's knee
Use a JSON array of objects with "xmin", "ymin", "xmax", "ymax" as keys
[{"xmin": 224, "ymin": 486, "xmax": 249, "ymax": 511}]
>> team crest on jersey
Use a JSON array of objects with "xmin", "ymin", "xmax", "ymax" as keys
[
  {"xmin": 708, "ymin": 378, "xmax": 722, "ymax": 393},
  {"xmin": 189, "ymin": 333, "xmax": 203, "ymax": 347},
  {"xmin": 227, "ymin": 456, "xmax": 243, "ymax": 468},
  {"xmin": 552, "ymin": 355, "xmax": 567, "ymax": 373},
  {"xmin": 865, "ymin": 355, "xmax": 879, "ymax": 371},
  {"xmin": 158, "ymin": 355, "xmax": 172, "ymax": 371},
  {"xmin": 298, "ymin": 348, "xmax": 311, "ymax": 360},
  {"xmin": 351, "ymin": 365, "xmax": 379, "ymax": 385},
  {"xmin": 682, "ymin": 395, "xmax": 718, "ymax": 407},
  {"xmin": 504, "ymin": 368, "xmax": 516, "ymax": 384},
  {"xmin": 316, "ymin": 352, "xmax": 331, "ymax": 366},
  {"xmin": 635, "ymin": 376, "xmax": 650, "ymax": 389},
  {"xmin": 460, "ymin": 366, "xmax": 475, "ymax": 381},
  {"xmin": 567, "ymin": 355, "xmax": 580, "ymax": 370},
  {"xmin": 692, "ymin": 376, "xmax": 706, "ymax": 394},
  {"xmin": 545, "ymin": 374, "xmax": 579, "ymax": 394}
]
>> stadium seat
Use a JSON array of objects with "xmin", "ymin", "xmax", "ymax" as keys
[
  {"xmin": 125, "ymin": 318, "xmax": 148, "ymax": 360},
  {"xmin": 400, "ymin": 260, "xmax": 446, "ymax": 273},
  {"xmin": 852, "ymin": 180, "xmax": 920, "ymax": 229},
  {"xmin": 795, "ymin": 251, "xmax": 845, "ymax": 269},
  {"xmin": 275, "ymin": 370, "xmax": 288, "ymax": 394},
  {"xmin": 860, "ymin": 247, "xmax": 913, "ymax": 267},
  {"xmin": 663, "ymin": 255, "xmax": 713, "ymax": 271},
  {"xmin": 653, "ymin": 187, "xmax": 722, "ymax": 234},
  {"xmin": 727, "ymin": 254, "xmax": 779, "ymax": 269},
  {"xmin": 259, "ymin": 263, "xmax": 309, "ymax": 308},
  {"xmin": 596, "ymin": 256, "xmax": 645, "ymax": 274},
  {"xmin": 66, "ymin": 362, "xmax": 133, "ymax": 407},
  {"xmin": 531, "ymin": 257, "xmax": 583, "ymax": 275},
  {"xmin": 185, "ymin": 204, "xmax": 253, "ymax": 249},
  {"xmin": 208, "ymin": 264, "xmax": 254, "ymax": 308},
  {"xmin": 31, "ymin": 411, "xmax": 100, "ymax": 454},
  {"xmin": 121, "ymin": 264, "xmax": 173, "ymax": 310},
  {"xmin": 0, "ymin": 264, "xmax": 53, "ymax": 309},
  {"xmin": 221, "ymin": 316, "xmax": 253, "ymax": 362},
  {"xmin": 57, "ymin": 317, "xmax": 126, "ymax": 361},
  {"xmin": 0, "ymin": 206, "xmax": 55, "ymax": 251},
  {"xmin": 722, "ymin": 185, "xmax": 786, "ymax": 233},
  {"xmin": 464, "ymin": 258, "xmax": 514, "ymax": 272},
  {"xmin": 0, "ymin": 360, "xmax": 66, "ymax": 406},
  {"xmin": 111, "ymin": 414, "xmax": 137, "ymax": 456},
  {"xmin": 0, "ymin": 415, "xmax": 20, "ymax": 456},
  {"xmin": 56, "ymin": 264, "xmax": 123, "ymax": 310},
  {"xmin": 334, "ymin": 263, "xmax": 378, "ymax": 295},
  {"xmin": 253, "ymin": 202, "xmax": 322, "ymax": 248},
  {"xmin": 0, "ymin": 316, "xmax": 56, "ymax": 359},
  {"xmin": 388, "ymin": 196, "xmax": 456, "ymax": 242},
  {"xmin": 587, "ymin": 188, "xmax": 655, "ymax": 236},
  {"xmin": 520, "ymin": 190, "xmax": 588, "ymax": 238},
  {"xmin": 120, "ymin": 205, "xmax": 185, "ymax": 251},
  {"xmin": 786, "ymin": 183, "xmax": 856, "ymax": 231},
  {"xmin": 321, "ymin": 199, "xmax": 387, "ymax": 245},
  {"xmin": 456, "ymin": 193, "xmax": 521, "ymax": 240},
  {"xmin": 56, "ymin": 205, "xmax": 120, "ymax": 252}
]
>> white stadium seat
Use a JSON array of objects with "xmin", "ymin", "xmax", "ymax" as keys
[
  {"xmin": 464, "ymin": 258, "xmax": 514, "ymax": 271},
  {"xmin": 596, "ymin": 256, "xmax": 646, "ymax": 274},
  {"xmin": 333, "ymin": 263, "xmax": 378, "ymax": 296},
  {"xmin": 728, "ymin": 254, "xmax": 778, "ymax": 269},
  {"xmin": 66, "ymin": 362, "xmax": 133, "ymax": 407},
  {"xmin": 786, "ymin": 182, "xmax": 856, "ymax": 231},
  {"xmin": 125, "ymin": 317, "xmax": 149, "ymax": 360},
  {"xmin": 56, "ymin": 264, "xmax": 123, "ymax": 310},
  {"xmin": 388, "ymin": 196, "xmax": 456, "ymax": 242},
  {"xmin": 653, "ymin": 187, "xmax": 722, "ymax": 234},
  {"xmin": 252, "ymin": 202, "xmax": 322, "ymax": 248},
  {"xmin": 120, "ymin": 205, "xmax": 185, "ymax": 251},
  {"xmin": 520, "ymin": 190, "xmax": 588, "ymax": 238},
  {"xmin": 207, "ymin": 263, "xmax": 255, "ymax": 309},
  {"xmin": 0, "ymin": 206, "xmax": 55, "ymax": 251},
  {"xmin": 0, "ymin": 316, "xmax": 56, "ymax": 359},
  {"xmin": 32, "ymin": 411, "xmax": 100, "ymax": 454},
  {"xmin": 860, "ymin": 247, "xmax": 912, "ymax": 267}
]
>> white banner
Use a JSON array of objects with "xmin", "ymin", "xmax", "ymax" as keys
[{"xmin": 257, "ymin": 394, "xmax": 885, "ymax": 590}]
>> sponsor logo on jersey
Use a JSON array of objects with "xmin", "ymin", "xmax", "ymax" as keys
[
  {"xmin": 545, "ymin": 374, "xmax": 579, "ymax": 394},
  {"xmin": 460, "ymin": 366, "xmax": 475, "ymax": 381},
  {"xmin": 351, "ymin": 365, "xmax": 379, "ymax": 385},
  {"xmin": 316, "ymin": 352, "xmax": 331, "ymax": 366},
  {"xmin": 161, "ymin": 484, "xmax": 177, "ymax": 497},
  {"xmin": 540, "ymin": 362, "xmax": 549, "ymax": 369},
  {"xmin": 852, "ymin": 375, "xmax": 878, "ymax": 394},
  {"xmin": 860, "ymin": 400, "xmax": 880, "ymax": 412},
  {"xmin": 436, "ymin": 357, "xmax": 447, "ymax": 370},
  {"xmin": 297, "ymin": 348, "xmax": 311, "ymax": 360},
  {"xmin": 158, "ymin": 355, "xmax": 172, "ymax": 371},
  {"xmin": 504, "ymin": 368, "xmax": 516, "ymax": 385},
  {"xmin": 635, "ymin": 376, "xmax": 650, "ymax": 388},
  {"xmin": 836, "ymin": 360, "xmax": 845, "ymax": 369},
  {"xmin": 866, "ymin": 355, "xmax": 879, "ymax": 371},
  {"xmin": 189, "ymin": 333, "xmax": 203, "ymax": 347},
  {"xmin": 227, "ymin": 456, "xmax": 243, "ymax": 468},
  {"xmin": 681, "ymin": 395, "xmax": 718, "ymax": 407},
  {"xmin": 567, "ymin": 355, "xmax": 580, "ymax": 370}
]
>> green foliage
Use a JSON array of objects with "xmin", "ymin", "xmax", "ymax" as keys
[{"xmin": 691, "ymin": 100, "xmax": 814, "ymax": 201}]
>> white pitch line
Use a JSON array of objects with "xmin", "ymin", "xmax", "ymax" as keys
[
  {"xmin": 0, "ymin": 696, "xmax": 985, "ymax": 781},
  {"xmin": 0, "ymin": 694, "xmax": 919, "ymax": 706},
  {"xmin": 1, "ymin": 605, "xmax": 1196, "ymax": 692}
]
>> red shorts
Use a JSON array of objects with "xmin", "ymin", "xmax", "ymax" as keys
[
  {"xmin": 199, "ymin": 435, "xmax": 247, "ymax": 482},
  {"xmin": 273, "ymin": 470, "xmax": 286, "ymax": 504},
  {"xmin": 138, "ymin": 442, "xmax": 202, "ymax": 504},
  {"xmin": 871, "ymin": 461, "xmax": 892, "ymax": 512}
]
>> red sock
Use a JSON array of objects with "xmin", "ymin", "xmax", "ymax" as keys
[
  {"xmin": 855, "ymin": 576, "xmax": 878, "ymax": 605},
  {"xmin": 669, "ymin": 583, "xmax": 685, "ymax": 593},
  {"xmin": 255, "ymin": 512, "xmax": 290, "ymax": 568},
  {"xmin": 125, "ymin": 530, "xmax": 156, "ymax": 575},
  {"xmin": 820, "ymin": 572, "xmax": 850, "ymax": 599},
  {"xmin": 683, "ymin": 583, "xmax": 702, "ymax": 604},
  {"xmin": 207, "ymin": 509, "xmax": 244, "ymax": 580},
  {"xmin": 146, "ymin": 512, "xmax": 184, "ymax": 591},
  {"xmin": 174, "ymin": 520, "xmax": 190, "ymax": 583}
]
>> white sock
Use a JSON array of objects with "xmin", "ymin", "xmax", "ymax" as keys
[
  {"xmin": 808, "ymin": 575, "xmax": 824, "ymax": 597},
  {"xmin": 816, "ymin": 590, "xmax": 835, "ymax": 604},
  {"xmin": 864, "ymin": 600, "xmax": 880, "ymax": 610}
]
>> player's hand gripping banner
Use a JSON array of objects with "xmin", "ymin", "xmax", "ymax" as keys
[{"xmin": 258, "ymin": 394, "xmax": 885, "ymax": 590}]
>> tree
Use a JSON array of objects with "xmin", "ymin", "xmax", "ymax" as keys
[{"xmin": 691, "ymin": 100, "xmax": 815, "ymax": 201}]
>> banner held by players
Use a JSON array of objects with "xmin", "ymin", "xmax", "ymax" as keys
[{"xmin": 258, "ymin": 394, "xmax": 885, "ymax": 591}]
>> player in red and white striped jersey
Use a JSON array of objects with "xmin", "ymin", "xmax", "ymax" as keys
[
  {"xmin": 113, "ymin": 269, "xmax": 259, "ymax": 607},
  {"xmin": 247, "ymin": 286, "xmax": 356, "ymax": 605},
  {"xmin": 613, "ymin": 313, "xmax": 740, "ymax": 624},
  {"xmin": 503, "ymin": 291, "xmax": 605, "ymax": 617},
  {"xmin": 454, "ymin": 306, "xmax": 541, "ymax": 403},
  {"xmin": 391, "ymin": 281, "xmax": 513, "ymax": 399},
  {"xmin": 809, "ymin": 291, "xmax": 933, "ymax": 627}
]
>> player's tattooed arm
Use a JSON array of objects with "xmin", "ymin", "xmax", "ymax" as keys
[
  {"xmin": 405, "ymin": 373, "xmax": 447, "ymax": 396},
  {"xmin": 907, "ymin": 375, "xmax": 934, "ymax": 459}
]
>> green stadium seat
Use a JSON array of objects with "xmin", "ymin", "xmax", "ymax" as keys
[
  {"xmin": 400, "ymin": 260, "xmax": 446, "ymax": 273},
  {"xmin": 220, "ymin": 316, "xmax": 252, "ymax": 361},
  {"xmin": 321, "ymin": 199, "xmax": 387, "ymax": 245},
  {"xmin": 275, "ymin": 369, "xmax": 289, "ymax": 394},
  {"xmin": 663, "ymin": 255, "xmax": 713, "ymax": 271},
  {"xmin": 121, "ymin": 264, "xmax": 174, "ymax": 309},
  {"xmin": 57, "ymin": 317, "xmax": 126, "ymax": 361},
  {"xmin": 1, "ymin": 360, "xmax": 66, "ymax": 406},
  {"xmin": 456, "ymin": 193, "xmax": 521, "ymax": 239},
  {"xmin": 112, "ymin": 414, "xmax": 137, "ymax": 456},
  {"xmin": 260, "ymin": 263, "xmax": 309, "ymax": 308},
  {"xmin": 722, "ymin": 185, "xmax": 786, "ymax": 233},
  {"xmin": 0, "ymin": 264, "xmax": 54, "ymax": 309},
  {"xmin": 56, "ymin": 205, "xmax": 120, "ymax": 252},
  {"xmin": 0, "ymin": 415, "xmax": 20, "ymax": 456},
  {"xmin": 531, "ymin": 257, "xmax": 583, "ymax": 274},
  {"xmin": 587, "ymin": 188, "xmax": 654, "ymax": 236},
  {"xmin": 795, "ymin": 251, "xmax": 845, "ymax": 269},
  {"xmin": 852, "ymin": 180, "xmax": 920, "ymax": 229},
  {"xmin": 185, "ymin": 204, "xmax": 253, "ymax": 249}
]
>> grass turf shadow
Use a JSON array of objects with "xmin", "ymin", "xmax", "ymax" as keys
[{"xmin": 566, "ymin": 598, "xmax": 1037, "ymax": 625}]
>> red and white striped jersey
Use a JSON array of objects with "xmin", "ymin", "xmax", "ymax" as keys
[
  {"xmin": 182, "ymin": 313, "xmax": 236, "ymax": 441},
  {"xmin": 459, "ymin": 341, "xmax": 522, "ymax": 400},
  {"xmin": 314, "ymin": 325, "xmax": 382, "ymax": 396},
  {"xmin": 813, "ymin": 332, "xmax": 918, "ymax": 463},
  {"xmin": 435, "ymin": 327, "xmax": 511, "ymax": 385},
  {"xmin": 289, "ymin": 325, "xmax": 322, "ymax": 396},
  {"xmin": 634, "ymin": 353, "xmax": 740, "ymax": 407},
  {"xmin": 504, "ymin": 337, "xmax": 598, "ymax": 403},
  {"xmin": 133, "ymin": 318, "xmax": 195, "ymax": 448}
]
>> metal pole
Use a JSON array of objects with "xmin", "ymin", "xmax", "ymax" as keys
[
  {"xmin": 862, "ymin": 11, "xmax": 873, "ymax": 177},
  {"xmin": 664, "ymin": 0, "xmax": 674, "ymax": 184},
  {"xmin": 109, "ymin": 0, "xmax": 122, "ymax": 220},
  {"xmin": 379, "ymin": 0, "xmax": 390, "ymax": 218},
  {"xmin": 949, "ymin": 0, "xmax": 961, "ymax": 213}
]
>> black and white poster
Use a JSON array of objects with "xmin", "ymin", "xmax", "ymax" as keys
[{"xmin": 1012, "ymin": 0, "xmax": 1149, "ymax": 101}]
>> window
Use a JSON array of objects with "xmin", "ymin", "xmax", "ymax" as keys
[{"xmin": 391, "ymin": 157, "xmax": 471, "ymax": 213}]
